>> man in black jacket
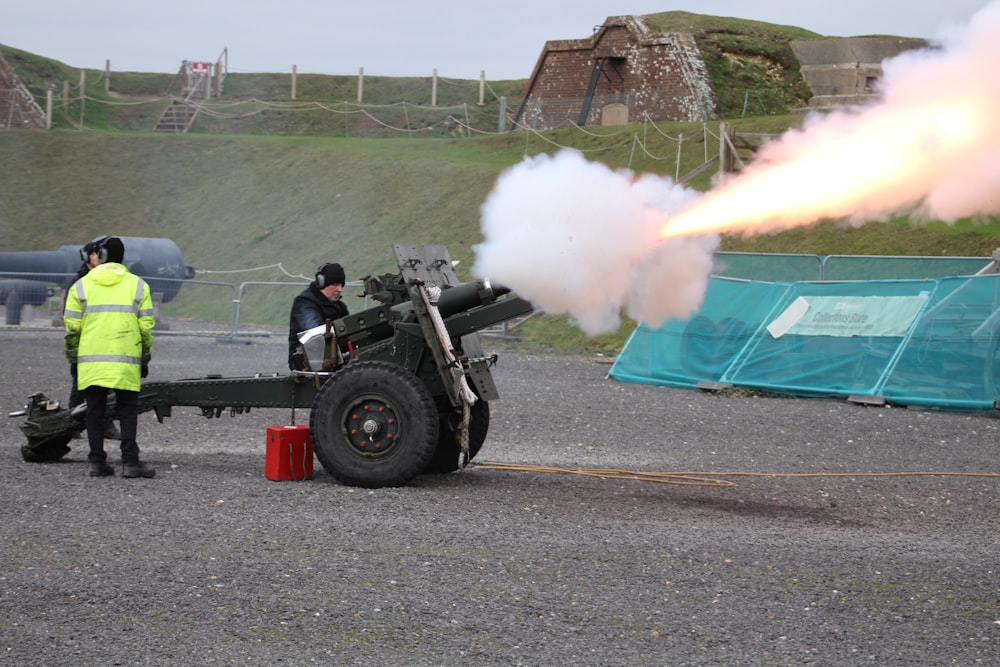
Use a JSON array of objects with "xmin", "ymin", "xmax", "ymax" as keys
[{"xmin": 287, "ymin": 262, "xmax": 349, "ymax": 371}]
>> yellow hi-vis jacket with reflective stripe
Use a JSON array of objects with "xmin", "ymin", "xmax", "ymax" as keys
[{"xmin": 64, "ymin": 263, "xmax": 155, "ymax": 392}]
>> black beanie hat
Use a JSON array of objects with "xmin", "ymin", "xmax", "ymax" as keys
[
  {"xmin": 316, "ymin": 262, "xmax": 346, "ymax": 287},
  {"xmin": 103, "ymin": 237, "xmax": 125, "ymax": 264}
]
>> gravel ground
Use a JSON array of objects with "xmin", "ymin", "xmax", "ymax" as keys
[{"xmin": 1, "ymin": 321, "xmax": 998, "ymax": 666}]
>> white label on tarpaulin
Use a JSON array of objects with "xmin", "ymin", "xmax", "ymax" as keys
[
  {"xmin": 766, "ymin": 296, "xmax": 809, "ymax": 338},
  {"xmin": 768, "ymin": 295, "xmax": 928, "ymax": 338}
]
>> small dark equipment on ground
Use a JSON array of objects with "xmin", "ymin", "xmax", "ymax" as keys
[{"xmin": 11, "ymin": 244, "xmax": 532, "ymax": 488}]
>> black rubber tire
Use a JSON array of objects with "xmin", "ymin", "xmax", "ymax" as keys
[
  {"xmin": 309, "ymin": 361, "xmax": 439, "ymax": 488},
  {"xmin": 424, "ymin": 399, "xmax": 490, "ymax": 474},
  {"xmin": 21, "ymin": 434, "xmax": 74, "ymax": 463}
]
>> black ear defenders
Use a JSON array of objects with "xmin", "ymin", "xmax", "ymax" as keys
[
  {"xmin": 315, "ymin": 264, "xmax": 329, "ymax": 288},
  {"xmin": 93, "ymin": 236, "xmax": 112, "ymax": 263},
  {"xmin": 80, "ymin": 236, "xmax": 111, "ymax": 263}
]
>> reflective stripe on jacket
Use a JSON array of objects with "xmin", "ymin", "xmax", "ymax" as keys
[{"xmin": 64, "ymin": 263, "xmax": 155, "ymax": 392}]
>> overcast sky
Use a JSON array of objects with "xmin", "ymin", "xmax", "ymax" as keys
[{"xmin": 3, "ymin": 1, "xmax": 993, "ymax": 80}]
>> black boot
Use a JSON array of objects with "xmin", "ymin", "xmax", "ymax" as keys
[
  {"xmin": 89, "ymin": 461, "xmax": 114, "ymax": 477},
  {"xmin": 122, "ymin": 461, "xmax": 155, "ymax": 478}
]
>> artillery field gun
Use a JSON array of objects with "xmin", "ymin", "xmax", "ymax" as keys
[{"xmin": 11, "ymin": 244, "xmax": 533, "ymax": 488}]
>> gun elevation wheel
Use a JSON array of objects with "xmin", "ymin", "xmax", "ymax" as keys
[{"xmin": 309, "ymin": 361, "xmax": 439, "ymax": 488}]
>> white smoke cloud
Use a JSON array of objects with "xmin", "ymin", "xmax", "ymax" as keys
[
  {"xmin": 471, "ymin": 149, "xmax": 716, "ymax": 335},
  {"xmin": 887, "ymin": 1, "xmax": 1000, "ymax": 222}
]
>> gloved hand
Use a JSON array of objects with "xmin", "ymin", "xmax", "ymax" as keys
[
  {"xmin": 66, "ymin": 349, "xmax": 78, "ymax": 364},
  {"xmin": 70, "ymin": 363, "xmax": 77, "ymax": 378},
  {"xmin": 141, "ymin": 352, "xmax": 151, "ymax": 379}
]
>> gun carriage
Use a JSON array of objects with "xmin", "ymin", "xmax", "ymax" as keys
[{"xmin": 12, "ymin": 244, "xmax": 533, "ymax": 488}]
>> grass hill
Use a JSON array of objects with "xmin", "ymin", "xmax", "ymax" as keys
[
  {"xmin": 2, "ymin": 12, "xmax": 999, "ymax": 354},
  {"xmin": 0, "ymin": 41, "xmax": 526, "ymax": 137},
  {"xmin": 645, "ymin": 11, "xmax": 819, "ymax": 117}
]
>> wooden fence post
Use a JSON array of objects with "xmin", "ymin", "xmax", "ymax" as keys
[{"xmin": 719, "ymin": 122, "xmax": 732, "ymax": 175}]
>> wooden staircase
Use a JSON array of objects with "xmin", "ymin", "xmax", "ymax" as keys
[
  {"xmin": 155, "ymin": 99, "xmax": 198, "ymax": 132},
  {"xmin": 155, "ymin": 53, "xmax": 227, "ymax": 133},
  {"xmin": 0, "ymin": 53, "xmax": 45, "ymax": 129}
]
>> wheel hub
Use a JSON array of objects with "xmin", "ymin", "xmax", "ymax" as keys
[{"xmin": 344, "ymin": 398, "xmax": 400, "ymax": 456}]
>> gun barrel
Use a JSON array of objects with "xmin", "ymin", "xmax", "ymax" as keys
[{"xmin": 436, "ymin": 279, "xmax": 509, "ymax": 318}]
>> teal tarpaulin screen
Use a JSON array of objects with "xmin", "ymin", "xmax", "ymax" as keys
[{"xmin": 609, "ymin": 273, "xmax": 1000, "ymax": 411}]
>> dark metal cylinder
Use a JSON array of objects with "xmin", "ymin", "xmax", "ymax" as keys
[
  {"xmin": 0, "ymin": 249, "xmax": 78, "ymax": 276},
  {"xmin": 436, "ymin": 279, "xmax": 499, "ymax": 318},
  {"xmin": 0, "ymin": 237, "xmax": 195, "ymax": 302}
]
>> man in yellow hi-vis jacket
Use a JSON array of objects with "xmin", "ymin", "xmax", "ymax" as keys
[{"xmin": 64, "ymin": 237, "xmax": 156, "ymax": 478}]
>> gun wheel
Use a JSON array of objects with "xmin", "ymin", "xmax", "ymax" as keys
[
  {"xmin": 21, "ymin": 434, "xmax": 74, "ymax": 463},
  {"xmin": 310, "ymin": 361, "xmax": 438, "ymax": 488},
  {"xmin": 425, "ymin": 398, "xmax": 489, "ymax": 474}
]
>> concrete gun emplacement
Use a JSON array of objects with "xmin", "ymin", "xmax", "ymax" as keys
[{"xmin": 11, "ymin": 244, "xmax": 533, "ymax": 488}]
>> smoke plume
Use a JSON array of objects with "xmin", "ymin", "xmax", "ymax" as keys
[
  {"xmin": 662, "ymin": 0, "xmax": 1000, "ymax": 237},
  {"xmin": 474, "ymin": 2, "xmax": 1000, "ymax": 335},
  {"xmin": 472, "ymin": 149, "xmax": 715, "ymax": 336}
]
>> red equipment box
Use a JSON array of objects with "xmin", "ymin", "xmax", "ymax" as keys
[{"xmin": 265, "ymin": 425, "xmax": 314, "ymax": 481}]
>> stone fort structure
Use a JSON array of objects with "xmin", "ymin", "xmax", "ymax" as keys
[
  {"xmin": 791, "ymin": 36, "xmax": 928, "ymax": 110},
  {"xmin": 512, "ymin": 15, "xmax": 717, "ymax": 131}
]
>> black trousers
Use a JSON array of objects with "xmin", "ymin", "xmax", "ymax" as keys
[
  {"xmin": 82, "ymin": 385, "xmax": 140, "ymax": 465},
  {"xmin": 70, "ymin": 368, "xmax": 116, "ymax": 431},
  {"xmin": 68, "ymin": 371, "xmax": 85, "ymax": 410}
]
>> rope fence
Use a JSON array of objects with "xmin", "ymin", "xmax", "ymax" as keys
[{"xmin": 26, "ymin": 77, "xmax": 776, "ymax": 174}]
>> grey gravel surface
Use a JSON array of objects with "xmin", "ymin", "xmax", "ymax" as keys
[{"xmin": 1, "ymin": 324, "xmax": 998, "ymax": 666}]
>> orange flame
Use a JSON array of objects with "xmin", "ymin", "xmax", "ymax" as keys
[{"xmin": 659, "ymin": 99, "xmax": 984, "ymax": 240}]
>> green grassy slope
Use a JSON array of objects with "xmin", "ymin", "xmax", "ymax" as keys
[
  {"xmin": 5, "ymin": 123, "xmax": 996, "ymax": 268},
  {"xmin": 3, "ymin": 11, "xmax": 999, "ymax": 354},
  {"xmin": 0, "ymin": 131, "xmax": 520, "ymax": 279}
]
